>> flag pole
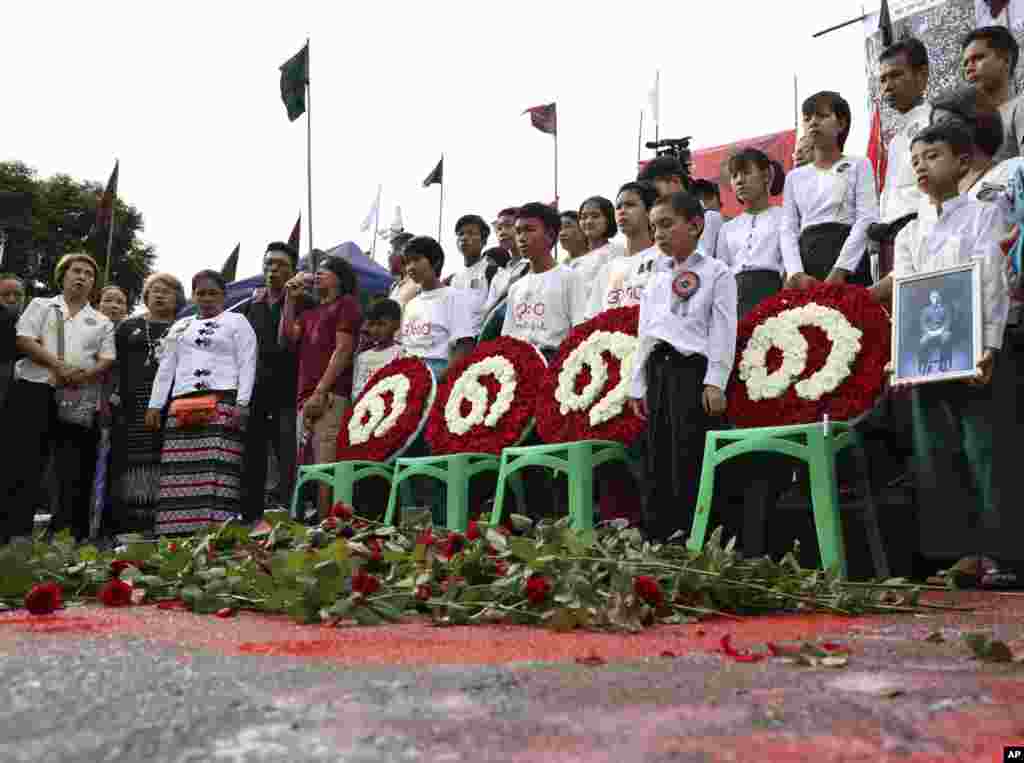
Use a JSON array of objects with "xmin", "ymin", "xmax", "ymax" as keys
[
  {"xmin": 371, "ymin": 192, "xmax": 381, "ymax": 261},
  {"xmin": 437, "ymin": 154, "xmax": 444, "ymax": 241},
  {"xmin": 653, "ymin": 70, "xmax": 660, "ymax": 144},
  {"xmin": 793, "ymin": 74, "xmax": 799, "ymax": 131},
  {"xmin": 102, "ymin": 158, "xmax": 118, "ymax": 286},
  {"xmin": 553, "ymin": 128, "xmax": 559, "ymax": 207},
  {"xmin": 305, "ymin": 37, "xmax": 315, "ymax": 271},
  {"xmin": 637, "ymin": 111, "xmax": 643, "ymax": 164}
]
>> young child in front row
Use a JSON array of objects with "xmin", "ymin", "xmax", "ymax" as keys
[
  {"xmin": 351, "ymin": 298, "xmax": 403, "ymax": 400},
  {"xmin": 628, "ymin": 192, "xmax": 737, "ymax": 542},
  {"xmin": 870, "ymin": 123, "xmax": 1008, "ymax": 539}
]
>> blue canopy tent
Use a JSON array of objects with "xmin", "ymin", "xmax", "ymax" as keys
[{"xmin": 178, "ymin": 241, "xmax": 393, "ymax": 317}]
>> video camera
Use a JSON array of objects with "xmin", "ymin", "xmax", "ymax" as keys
[{"xmin": 644, "ymin": 137, "xmax": 694, "ymax": 188}]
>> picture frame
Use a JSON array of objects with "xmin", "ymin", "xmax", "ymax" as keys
[{"xmin": 891, "ymin": 260, "xmax": 982, "ymax": 386}]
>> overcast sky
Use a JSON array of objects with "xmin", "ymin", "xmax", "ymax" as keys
[{"xmin": 3, "ymin": 1, "xmax": 876, "ymax": 285}]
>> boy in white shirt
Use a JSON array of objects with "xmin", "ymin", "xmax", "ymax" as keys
[
  {"xmin": 448, "ymin": 214, "xmax": 501, "ymax": 334},
  {"xmin": 585, "ymin": 182, "xmax": 666, "ymax": 319},
  {"xmin": 870, "ymin": 123, "xmax": 1008, "ymax": 542},
  {"xmin": 628, "ymin": 191, "xmax": 737, "ymax": 542},
  {"xmin": 351, "ymin": 298, "xmax": 403, "ymax": 400},
  {"xmin": 501, "ymin": 202, "xmax": 584, "ymax": 362},
  {"xmin": 400, "ymin": 236, "xmax": 476, "ymax": 382}
]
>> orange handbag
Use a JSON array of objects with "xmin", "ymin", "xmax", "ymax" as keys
[{"xmin": 168, "ymin": 394, "xmax": 220, "ymax": 428}]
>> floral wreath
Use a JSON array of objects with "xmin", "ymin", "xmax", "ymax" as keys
[
  {"xmin": 337, "ymin": 356, "xmax": 436, "ymax": 462},
  {"xmin": 535, "ymin": 305, "xmax": 644, "ymax": 444},
  {"xmin": 727, "ymin": 284, "xmax": 890, "ymax": 428},
  {"xmin": 425, "ymin": 336, "xmax": 546, "ymax": 455}
]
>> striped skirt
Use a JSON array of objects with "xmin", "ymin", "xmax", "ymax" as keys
[{"xmin": 154, "ymin": 399, "xmax": 245, "ymax": 536}]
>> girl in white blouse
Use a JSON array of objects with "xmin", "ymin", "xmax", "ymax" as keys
[
  {"xmin": 781, "ymin": 91, "xmax": 879, "ymax": 288},
  {"xmin": 146, "ymin": 270, "xmax": 258, "ymax": 535},
  {"xmin": 717, "ymin": 148, "xmax": 800, "ymax": 317}
]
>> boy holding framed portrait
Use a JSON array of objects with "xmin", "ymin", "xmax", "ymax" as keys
[{"xmin": 870, "ymin": 123, "xmax": 1009, "ymax": 542}]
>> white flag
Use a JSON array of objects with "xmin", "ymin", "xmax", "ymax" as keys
[
  {"xmin": 380, "ymin": 205, "xmax": 404, "ymax": 239},
  {"xmin": 360, "ymin": 185, "xmax": 381, "ymax": 232},
  {"xmin": 648, "ymin": 70, "xmax": 660, "ymax": 124}
]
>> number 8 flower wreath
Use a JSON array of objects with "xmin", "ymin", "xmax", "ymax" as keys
[{"xmin": 727, "ymin": 284, "xmax": 890, "ymax": 428}]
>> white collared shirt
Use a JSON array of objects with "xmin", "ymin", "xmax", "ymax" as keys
[
  {"xmin": 15, "ymin": 296, "xmax": 115, "ymax": 385},
  {"xmin": 501, "ymin": 265, "xmax": 583, "ymax": 352},
  {"xmin": 715, "ymin": 207, "xmax": 803, "ymax": 277},
  {"xmin": 584, "ymin": 245, "xmax": 669, "ymax": 320},
  {"xmin": 699, "ymin": 209, "xmax": 724, "ymax": 257},
  {"xmin": 997, "ymin": 95, "xmax": 1024, "ymax": 162},
  {"xmin": 568, "ymin": 240, "xmax": 623, "ymax": 308},
  {"xmin": 781, "ymin": 156, "xmax": 879, "ymax": 274},
  {"xmin": 400, "ymin": 286, "xmax": 476, "ymax": 361},
  {"xmin": 352, "ymin": 343, "xmax": 403, "ymax": 399},
  {"xmin": 894, "ymin": 193, "xmax": 1009, "ymax": 350},
  {"xmin": 149, "ymin": 311, "xmax": 258, "ymax": 407},
  {"xmin": 630, "ymin": 248, "xmax": 738, "ymax": 398},
  {"xmin": 449, "ymin": 256, "xmax": 495, "ymax": 333},
  {"xmin": 880, "ymin": 103, "xmax": 932, "ymax": 222}
]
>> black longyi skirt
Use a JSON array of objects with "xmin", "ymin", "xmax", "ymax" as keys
[{"xmin": 799, "ymin": 222, "xmax": 872, "ymax": 286}]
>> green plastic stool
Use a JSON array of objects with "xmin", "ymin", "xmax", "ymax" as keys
[
  {"xmin": 383, "ymin": 453, "xmax": 523, "ymax": 531},
  {"xmin": 290, "ymin": 460, "xmax": 401, "ymax": 519},
  {"xmin": 489, "ymin": 440, "xmax": 632, "ymax": 530},
  {"xmin": 687, "ymin": 422, "xmax": 889, "ymax": 579}
]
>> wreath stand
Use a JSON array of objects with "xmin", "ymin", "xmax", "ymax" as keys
[{"xmin": 686, "ymin": 422, "xmax": 889, "ymax": 580}]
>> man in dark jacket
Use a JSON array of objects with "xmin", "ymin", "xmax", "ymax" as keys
[
  {"xmin": 0, "ymin": 273, "xmax": 26, "ymax": 409},
  {"xmin": 239, "ymin": 242, "xmax": 314, "ymax": 520}
]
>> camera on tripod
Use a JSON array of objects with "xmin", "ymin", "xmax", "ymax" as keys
[{"xmin": 644, "ymin": 137, "xmax": 694, "ymax": 188}]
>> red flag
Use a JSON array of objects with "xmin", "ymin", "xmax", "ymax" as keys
[
  {"xmin": 287, "ymin": 213, "xmax": 301, "ymax": 252},
  {"xmin": 867, "ymin": 105, "xmax": 887, "ymax": 195},
  {"xmin": 94, "ymin": 161, "xmax": 119, "ymax": 229},
  {"xmin": 522, "ymin": 103, "xmax": 557, "ymax": 135}
]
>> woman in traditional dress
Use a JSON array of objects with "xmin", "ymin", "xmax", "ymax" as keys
[
  {"xmin": 145, "ymin": 270, "xmax": 258, "ymax": 535},
  {"xmin": 716, "ymin": 149, "xmax": 795, "ymax": 318},
  {"xmin": 108, "ymin": 274, "xmax": 183, "ymax": 535}
]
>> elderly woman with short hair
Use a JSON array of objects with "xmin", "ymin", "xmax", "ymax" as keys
[
  {"xmin": 146, "ymin": 270, "xmax": 258, "ymax": 535},
  {"xmin": 107, "ymin": 273, "xmax": 184, "ymax": 534}
]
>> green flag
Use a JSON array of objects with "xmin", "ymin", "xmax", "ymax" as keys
[{"xmin": 279, "ymin": 43, "xmax": 308, "ymax": 122}]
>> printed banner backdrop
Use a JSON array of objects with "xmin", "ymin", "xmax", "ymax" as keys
[{"xmin": 689, "ymin": 129, "xmax": 797, "ymax": 219}]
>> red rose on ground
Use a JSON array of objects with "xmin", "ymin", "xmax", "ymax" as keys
[
  {"xmin": 633, "ymin": 575, "xmax": 664, "ymax": 606},
  {"xmin": 98, "ymin": 579, "xmax": 133, "ymax": 607},
  {"xmin": 525, "ymin": 574, "xmax": 551, "ymax": 604},
  {"xmin": 351, "ymin": 570, "xmax": 380, "ymax": 596},
  {"xmin": 720, "ymin": 634, "xmax": 767, "ymax": 663},
  {"xmin": 416, "ymin": 529, "xmax": 435, "ymax": 547},
  {"xmin": 215, "ymin": 607, "xmax": 235, "ymax": 618},
  {"xmin": 322, "ymin": 517, "xmax": 338, "ymax": 530},
  {"xmin": 415, "ymin": 584, "xmax": 432, "ymax": 602},
  {"xmin": 24, "ymin": 582, "xmax": 62, "ymax": 615},
  {"xmin": 466, "ymin": 521, "xmax": 481, "ymax": 541},
  {"xmin": 110, "ymin": 560, "xmax": 141, "ymax": 577},
  {"xmin": 329, "ymin": 502, "xmax": 354, "ymax": 520},
  {"xmin": 493, "ymin": 560, "xmax": 509, "ymax": 577},
  {"xmin": 442, "ymin": 533, "xmax": 466, "ymax": 558},
  {"xmin": 167, "ymin": 542, "xmax": 178, "ymax": 553}
]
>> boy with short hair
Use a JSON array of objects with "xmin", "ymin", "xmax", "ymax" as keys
[
  {"xmin": 450, "ymin": 214, "xmax": 501, "ymax": 333},
  {"xmin": 870, "ymin": 123, "xmax": 1008, "ymax": 537},
  {"xmin": 501, "ymin": 202, "xmax": 584, "ymax": 361},
  {"xmin": 628, "ymin": 192, "xmax": 737, "ymax": 542},
  {"xmin": 961, "ymin": 25, "xmax": 1024, "ymax": 161},
  {"xmin": 352, "ymin": 298, "xmax": 402, "ymax": 399},
  {"xmin": 691, "ymin": 178, "xmax": 724, "ymax": 255}
]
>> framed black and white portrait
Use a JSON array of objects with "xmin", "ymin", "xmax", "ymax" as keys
[{"xmin": 892, "ymin": 261, "xmax": 982, "ymax": 386}]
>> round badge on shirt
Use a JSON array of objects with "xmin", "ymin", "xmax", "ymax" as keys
[{"xmin": 672, "ymin": 271, "xmax": 700, "ymax": 301}]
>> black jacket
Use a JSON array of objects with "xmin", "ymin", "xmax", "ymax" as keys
[
  {"xmin": 0, "ymin": 306, "xmax": 17, "ymax": 364},
  {"xmin": 240, "ymin": 294, "xmax": 314, "ymax": 409}
]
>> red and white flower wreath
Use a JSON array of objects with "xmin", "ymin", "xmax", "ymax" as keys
[
  {"xmin": 727, "ymin": 284, "xmax": 890, "ymax": 428},
  {"xmin": 425, "ymin": 336, "xmax": 546, "ymax": 455},
  {"xmin": 536, "ymin": 305, "xmax": 645, "ymax": 444},
  {"xmin": 336, "ymin": 356, "xmax": 436, "ymax": 462}
]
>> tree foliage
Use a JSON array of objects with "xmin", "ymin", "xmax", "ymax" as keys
[{"xmin": 0, "ymin": 161, "xmax": 156, "ymax": 306}]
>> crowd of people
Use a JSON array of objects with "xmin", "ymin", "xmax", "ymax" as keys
[{"xmin": 0, "ymin": 26, "xmax": 1021, "ymax": 582}]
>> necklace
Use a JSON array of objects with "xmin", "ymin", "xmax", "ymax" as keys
[{"xmin": 144, "ymin": 316, "xmax": 171, "ymax": 367}]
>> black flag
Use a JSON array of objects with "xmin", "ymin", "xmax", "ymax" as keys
[
  {"xmin": 221, "ymin": 243, "xmax": 240, "ymax": 282},
  {"xmin": 878, "ymin": 0, "xmax": 893, "ymax": 47},
  {"xmin": 423, "ymin": 157, "xmax": 443, "ymax": 188}
]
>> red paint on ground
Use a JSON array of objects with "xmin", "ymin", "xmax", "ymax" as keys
[{"xmin": 0, "ymin": 614, "xmax": 121, "ymax": 634}]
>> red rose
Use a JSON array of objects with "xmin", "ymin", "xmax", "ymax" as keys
[
  {"xmin": 494, "ymin": 560, "xmax": 509, "ymax": 577},
  {"xmin": 351, "ymin": 570, "xmax": 380, "ymax": 596},
  {"xmin": 416, "ymin": 529, "xmax": 435, "ymax": 547},
  {"xmin": 167, "ymin": 542, "xmax": 178, "ymax": 553},
  {"xmin": 525, "ymin": 574, "xmax": 551, "ymax": 604},
  {"xmin": 110, "ymin": 560, "xmax": 141, "ymax": 577},
  {"xmin": 415, "ymin": 584, "xmax": 432, "ymax": 602},
  {"xmin": 24, "ymin": 582, "xmax": 62, "ymax": 615},
  {"xmin": 98, "ymin": 579, "xmax": 133, "ymax": 607},
  {"xmin": 466, "ymin": 521, "xmax": 481, "ymax": 541},
  {"xmin": 633, "ymin": 575, "xmax": 664, "ymax": 606},
  {"xmin": 329, "ymin": 502, "xmax": 354, "ymax": 520},
  {"xmin": 442, "ymin": 533, "xmax": 466, "ymax": 558},
  {"xmin": 215, "ymin": 607, "xmax": 235, "ymax": 618}
]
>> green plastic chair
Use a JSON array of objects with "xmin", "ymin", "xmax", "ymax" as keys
[
  {"xmin": 687, "ymin": 421, "xmax": 889, "ymax": 579},
  {"xmin": 489, "ymin": 440, "xmax": 632, "ymax": 530},
  {"xmin": 383, "ymin": 453, "xmax": 524, "ymax": 531},
  {"xmin": 290, "ymin": 460, "xmax": 403, "ymax": 519}
]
